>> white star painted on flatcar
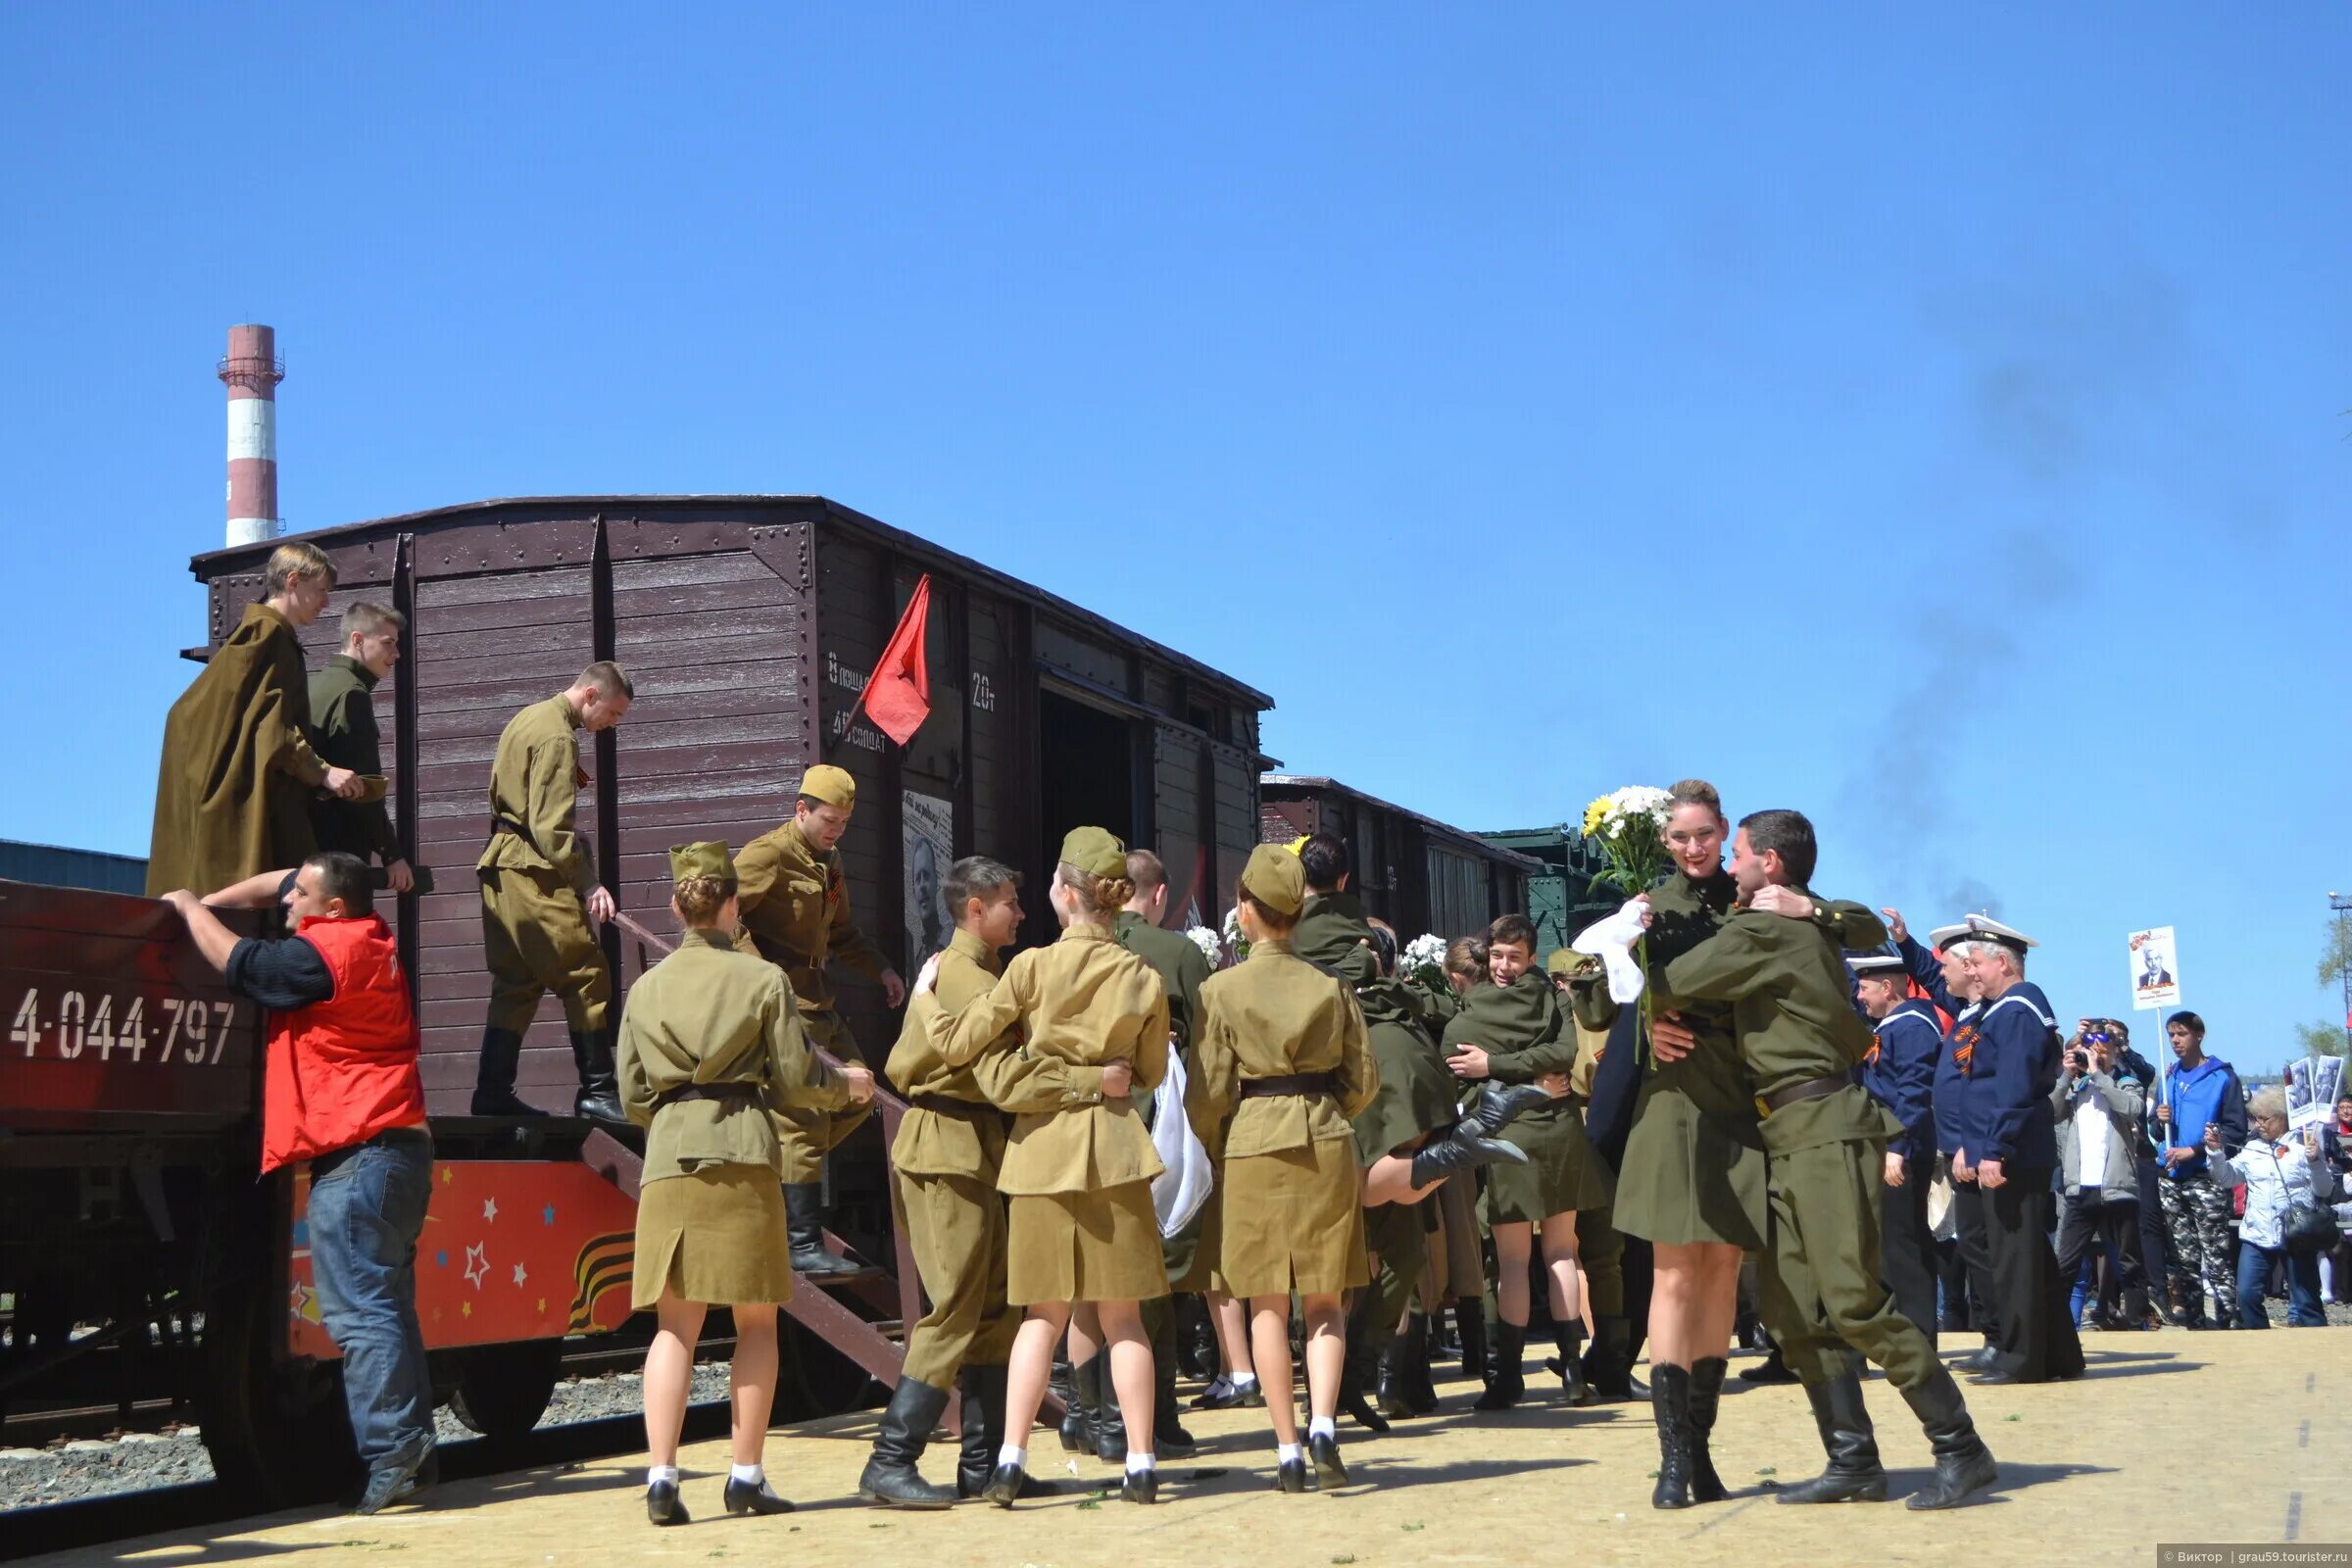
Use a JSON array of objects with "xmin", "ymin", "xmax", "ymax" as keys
[{"xmin": 464, "ymin": 1242, "xmax": 488, "ymax": 1289}]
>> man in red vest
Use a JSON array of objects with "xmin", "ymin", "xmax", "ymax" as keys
[{"xmin": 165, "ymin": 851, "xmax": 434, "ymax": 1514}]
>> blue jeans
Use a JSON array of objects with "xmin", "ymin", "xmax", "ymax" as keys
[
  {"xmin": 2232, "ymin": 1240, "xmax": 2325, "ymax": 1329},
  {"xmin": 308, "ymin": 1127, "xmax": 436, "ymax": 1467}
]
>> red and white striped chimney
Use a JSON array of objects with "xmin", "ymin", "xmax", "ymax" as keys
[{"xmin": 218, "ymin": 323, "xmax": 284, "ymax": 547}]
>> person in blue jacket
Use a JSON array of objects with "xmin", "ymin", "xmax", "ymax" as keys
[
  {"xmin": 2147, "ymin": 1010, "xmax": 2247, "ymax": 1328},
  {"xmin": 1956, "ymin": 918, "xmax": 2084, "ymax": 1384},
  {"xmin": 1851, "ymin": 952, "xmax": 1942, "ymax": 1346},
  {"xmin": 1887, "ymin": 912, "xmax": 2001, "ymax": 1369}
]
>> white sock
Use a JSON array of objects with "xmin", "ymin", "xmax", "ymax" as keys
[
  {"xmin": 1232, "ymin": 1372, "xmax": 1260, "ymax": 1391},
  {"xmin": 1126, "ymin": 1451, "xmax": 1156, "ymax": 1475},
  {"xmin": 1308, "ymin": 1415, "xmax": 1336, "ymax": 1441},
  {"xmin": 647, "ymin": 1465, "xmax": 680, "ymax": 1487},
  {"xmin": 996, "ymin": 1444, "xmax": 1026, "ymax": 1469},
  {"xmin": 1277, "ymin": 1442, "xmax": 1302, "ymax": 1463},
  {"xmin": 729, "ymin": 1462, "xmax": 763, "ymax": 1486}
]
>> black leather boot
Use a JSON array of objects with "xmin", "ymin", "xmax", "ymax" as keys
[
  {"xmin": 1776, "ymin": 1363, "xmax": 1886, "ymax": 1504},
  {"xmin": 1454, "ymin": 1301, "xmax": 1487, "ymax": 1382},
  {"xmin": 1154, "ymin": 1359, "xmax": 1198, "ymax": 1457},
  {"xmin": 1376, "ymin": 1317, "xmax": 1417, "ymax": 1418},
  {"xmin": 1650, "ymin": 1362, "xmax": 1695, "ymax": 1509},
  {"xmin": 1584, "ymin": 1315, "xmax": 1639, "ymax": 1401},
  {"xmin": 470, "ymin": 1027, "xmax": 545, "ymax": 1116},
  {"xmin": 783, "ymin": 1182, "xmax": 860, "ymax": 1278},
  {"xmin": 1473, "ymin": 1320, "xmax": 1526, "ymax": 1410},
  {"xmin": 858, "ymin": 1378, "xmax": 957, "ymax": 1508},
  {"xmin": 1409, "ymin": 1117, "xmax": 1529, "ymax": 1186},
  {"xmin": 957, "ymin": 1364, "xmax": 1058, "ymax": 1500},
  {"xmin": 1553, "ymin": 1321, "xmax": 1594, "ymax": 1406},
  {"xmin": 1059, "ymin": 1353, "xmax": 1098, "ymax": 1451},
  {"xmin": 1468, "ymin": 1080, "xmax": 1556, "ymax": 1134},
  {"xmin": 1398, "ymin": 1313, "xmax": 1440, "ymax": 1413},
  {"xmin": 1341, "ymin": 1295, "xmax": 1391, "ymax": 1433},
  {"xmin": 1688, "ymin": 1355, "xmax": 1729, "ymax": 1501},
  {"xmin": 1897, "ymin": 1363, "xmax": 1998, "ymax": 1510},
  {"xmin": 1093, "ymin": 1360, "xmax": 1125, "ymax": 1462},
  {"xmin": 1740, "ymin": 1345, "xmax": 1799, "ymax": 1384},
  {"xmin": 569, "ymin": 1030, "xmax": 630, "ymax": 1128}
]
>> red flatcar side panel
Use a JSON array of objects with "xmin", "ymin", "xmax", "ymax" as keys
[{"xmin": 287, "ymin": 1159, "xmax": 639, "ymax": 1357}]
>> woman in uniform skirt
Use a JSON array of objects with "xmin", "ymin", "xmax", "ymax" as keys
[
  {"xmin": 1574, "ymin": 781, "xmax": 1885, "ymax": 1508},
  {"xmin": 618, "ymin": 842, "xmax": 875, "ymax": 1525},
  {"xmin": 924, "ymin": 827, "xmax": 1173, "ymax": 1505},
  {"xmin": 1191, "ymin": 846, "xmax": 1380, "ymax": 1491}
]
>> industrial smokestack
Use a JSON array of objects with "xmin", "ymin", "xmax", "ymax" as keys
[{"xmin": 219, "ymin": 323, "xmax": 284, "ymax": 547}]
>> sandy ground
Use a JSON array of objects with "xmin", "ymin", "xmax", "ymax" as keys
[{"xmin": 61, "ymin": 1332, "xmax": 2346, "ymax": 1568}]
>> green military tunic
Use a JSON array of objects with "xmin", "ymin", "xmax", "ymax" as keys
[
  {"xmin": 930, "ymin": 922, "xmax": 1171, "ymax": 1304},
  {"xmin": 307, "ymin": 654, "xmax": 401, "ymax": 867},
  {"xmin": 1294, "ymin": 891, "xmax": 1458, "ymax": 1163},
  {"xmin": 1656, "ymin": 889, "xmax": 1933, "ymax": 1390},
  {"xmin": 886, "ymin": 928, "xmax": 1113, "ymax": 1381},
  {"xmin": 1190, "ymin": 936, "xmax": 1379, "ymax": 1298},
  {"xmin": 1444, "ymin": 972, "xmax": 1612, "ymax": 1224},
  {"xmin": 475, "ymin": 694, "xmax": 611, "ymax": 1037},
  {"xmin": 147, "ymin": 602, "xmax": 330, "ymax": 897},
  {"xmin": 733, "ymin": 818, "xmax": 893, "ymax": 1182},
  {"xmin": 1577, "ymin": 869, "xmax": 1885, "ymax": 1250},
  {"xmin": 617, "ymin": 928, "xmax": 855, "ymax": 1308}
]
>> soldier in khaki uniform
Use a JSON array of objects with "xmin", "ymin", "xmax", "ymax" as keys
[
  {"xmin": 921, "ymin": 828, "xmax": 1171, "ymax": 1507},
  {"xmin": 1190, "ymin": 844, "xmax": 1379, "ymax": 1494},
  {"xmin": 732, "ymin": 764, "xmax": 906, "ymax": 1276},
  {"xmin": 473, "ymin": 662, "xmax": 633, "ymax": 1125},
  {"xmin": 617, "ymin": 841, "xmax": 876, "ymax": 1526},
  {"xmin": 859, "ymin": 855, "xmax": 1120, "ymax": 1508},
  {"xmin": 1645, "ymin": 809, "xmax": 1997, "ymax": 1513}
]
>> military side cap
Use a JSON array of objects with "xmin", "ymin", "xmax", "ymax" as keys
[
  {"xmin": 1546, "ymin": 949, "xmax": 1599, "ymax": 978},
  {"xmin": 669, "ymin": 841, "xmax": 736, "ymax": 883},
  {"xmin": 1848, "ymin": 952, "xmax": 1906, "ymax": 977},
  {"xmin": 798, "ymin": 764, "xmax": 857, "ymax": 808},
  {"xmin": 1240, "ymin": 842, "xmax": 1306, "ymax": 916},
  {"xmin": 1058, "ymin": 825, "xmax": 1128, "ymax": 879},
  {"xmin": 1964, "ymin": 913, "xmax": 2036, "ymax": 955}
]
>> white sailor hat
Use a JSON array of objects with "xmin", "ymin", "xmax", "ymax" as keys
[
  {"xmin": 1963, "ymin": 913, "xmax": 2036, "ymax": 956},
  {"xmin": 1925, "ymin": 922, "xmax": 1973, "ymax": 952},
  {"xmin": 1847, "ymin": 952, "xmax": 1906, "ymax": 977}
]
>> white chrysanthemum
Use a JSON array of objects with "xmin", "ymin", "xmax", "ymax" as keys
[
  {"xmin": 1185, "ymin": 926, "xmax": 1223, "ymax": 968},
  {"xmin": 1401, "ymin": 933, "xmax": 1447, "ymax": 972}
]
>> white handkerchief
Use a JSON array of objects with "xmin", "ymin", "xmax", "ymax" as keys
[{"xmin": 1571, "ymin": 901, "xmax": 1650, "ymax": 1005}]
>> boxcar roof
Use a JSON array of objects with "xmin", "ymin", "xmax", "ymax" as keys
[
  {"xmin": 188, "ymin": 494, "xmax": 1276, "ymax": 710},
  {"xmin": 1261, "ymin": 774, "xmax": 1544, "ymax": 873}
]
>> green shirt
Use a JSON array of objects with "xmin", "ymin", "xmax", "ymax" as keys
[{"xmin": 308, "ymin": 654, "xmax": 399, "ymax": 863}]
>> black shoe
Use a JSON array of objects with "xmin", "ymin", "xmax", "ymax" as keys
[
  {"xmin": 1409, "ymin": 1117, "xmax": 1529, "ymax": 1186},
  {"xmin": 1120, "ymin": 1468, "xmax": 1158, "ymax": 1504},
  {"xmin": 1776, "ymin": 1363, "xmax": 1886, "ymax": 1504},
  {"xmin": 858, "ymin": 1378, "xmax": 957, "ymax": 1509},
  {"xmin": 1650, "ymin": 1363, "xmax": 1696, "ymax": 1510},
  {"xmin": 722, "ymin": 1476, "xmax": 796, "ymax": 1515},
  {"xmin": 1740, "ymin": 1348, "xmax": 1799, "ymax": 1384},
  {"xmin": 1687, "ymin": 1356, "xmax": 1729, "ymax": 1503},
  {"xmin": 982, "ymin": 1462, "xmax": 1026, "ymax": 1508},
  {"xmin": 1193, "ymin": 1378, "xmax": 1264, "ymax": 1410},
  {"xmin": 1275, "ymin": 1456, "xmax": 1310, "ymax": 1494},
  {"xmin": 1307, "ymin": 1431, "xmax": 1348, "ymax": 1489},
  {"xmin": 1553, "ymin": 1323, "xmax": 1595, "ymax": 1407},
  {"xmin": 470, "ymin": 1027, "xmax": 546, "ymax": 1117},
  {"xmin": 647, "ymin": 1479, "xmax": 688, "ymax": 1526},
  {"xmin": 783, "ymin": 1182, "xmax": 861, "ymax": 1278},
  {"xmin": 1958, "ymin": 1345, "xmax": 1999, "ymax": 1373},
  {"xmin": 1474, "ymin": 1320, "xmax": 1526, "ymax": 1410},
  {"xmin": 1898, "ymin": 1363, "xmax": 1997, "ymax": 1510}
]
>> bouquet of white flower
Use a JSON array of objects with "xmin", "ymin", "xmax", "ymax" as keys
[
  {"xmin": 1400, "ymin": 932, "xmax": 1448, "ymax": 991},
  {"xmin": 1185, "ymin": 925, "xmax": 1224, "ymax": 970},
  {"xmin": 1576, "ymin": 784, "xmax": 1675, "ymax": 1066},
  {"xmin": 1221, "ymin": 906, "xmax": 1250, "ymax": 965}
]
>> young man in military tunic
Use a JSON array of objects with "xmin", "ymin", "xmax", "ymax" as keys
[
  {"xmin": 308, "ymin": 602, "xmax": 415, "ymax": 894},
  {"xmin": 472, "ymin": 662, "xmax": 633, "ymax": 1125},
  {"xmin": 1644, "ymin": 810, "xmax": 1997, "ymax": 1511},
  {"xmin": 860, "ymin": 856, "xmax": 1122, "ymax": 1507},
  {"xmin": 731, "ymin": 764, "xmax": 906, "ymax": 1276},
  {"xmin": 148, "ymin": 541, "xmax": 368, "ymax": 899},
  {"xmin": 1851, "ymin": 952, "xmax": 1943, "ymax": 1345}
]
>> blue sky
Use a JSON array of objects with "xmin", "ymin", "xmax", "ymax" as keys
[{"xmin": 3, "ymin": 4, "xmax": 2346, "ymax": 1066}]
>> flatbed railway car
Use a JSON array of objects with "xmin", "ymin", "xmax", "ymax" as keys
[{"xmin": 0, "ymin": 497, "xmax": 1274, "ymax": 1503}]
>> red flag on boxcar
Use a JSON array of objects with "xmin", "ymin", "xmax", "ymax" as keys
[{"xmin": 858, "ymin": 575, "xmax": 933, "ymax": 746}]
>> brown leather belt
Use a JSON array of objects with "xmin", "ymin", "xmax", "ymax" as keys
[
  {"xmin": 1241, "ymin": 1072, "xmax": 1336, "ymax": 1100},
  {"xmin": 1756, "ymin": 1074, "xmax": 1850, "ymax": 1118},
  {"xmin": 909, "ymin": 1093, "xmax": 994, "ymax": 1122},
  {"xmin": 655, "ymin": 1082, "xmax": 761, "ymax": 1109}
]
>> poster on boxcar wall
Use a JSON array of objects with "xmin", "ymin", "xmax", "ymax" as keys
[
  {"xmin": 904, "ymin": 790, "xmax": 955, "ymax": 975},
  {"xmin": 2128, "ymin": 926, "xmax": 2180, "ymax": 1011}
]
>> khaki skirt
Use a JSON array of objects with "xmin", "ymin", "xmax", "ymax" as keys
[
  {"xmin": 1612, "ymin": 1078, "xmax": 1767, "ymax": 1250},
  {"xmin": 1482, "ymin": 1103, "xmax": 1615, "ymax": 1226},
  {"xmin": 632, "ymin": 1164, "xmax": 796, "ymax": 1310},
  {"xmin": 1217, "ymin": 1136, "xmax": 1369, "ymax": 1298},
  {"xmin": 1005, "ymin": 1181, "xmax": 1171, "ymax": 1306}
]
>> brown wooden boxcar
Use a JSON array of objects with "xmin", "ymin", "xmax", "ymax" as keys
[
  {"xmin": 182, "ymin": 497, "xmax": 1275, "ymax": 1116},
  {"xmin": 1258, "ymin": 773, "xmax": 1539, "ymax": 941}
]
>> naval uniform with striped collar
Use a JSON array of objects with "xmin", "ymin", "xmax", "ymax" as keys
[
  {"xmin": 1962, "ymin": 979, "xmax": 2084, "ymax": 1384},
  {"xmin": 1862, "ymin": 996, "xmax": 1944, "ymax": 1346}
]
